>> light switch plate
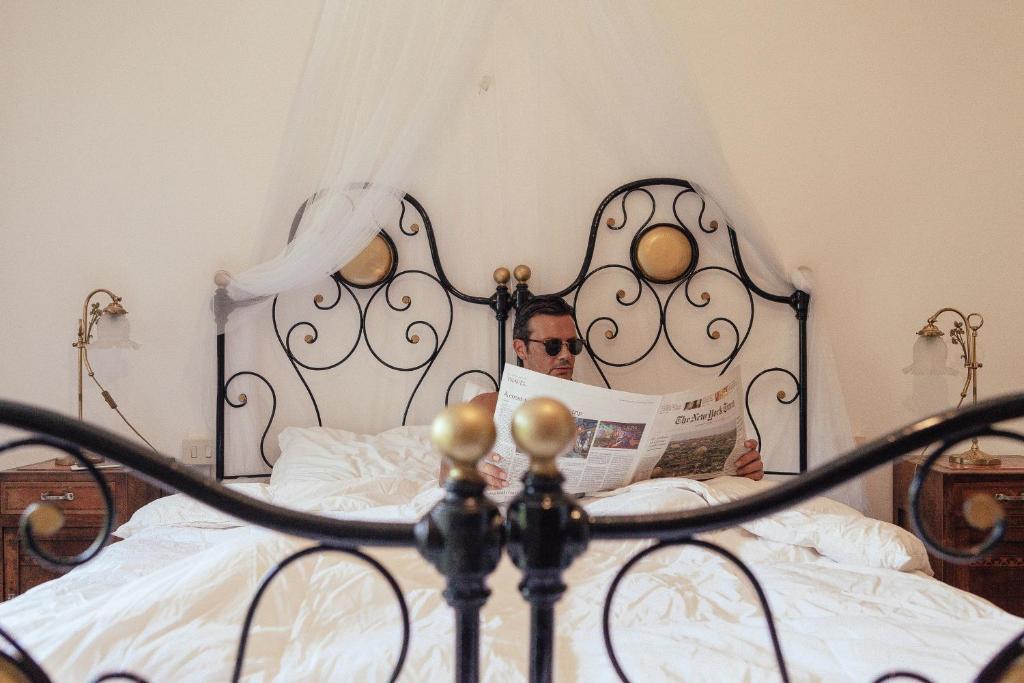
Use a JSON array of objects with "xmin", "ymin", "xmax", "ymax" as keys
[{"xmin": 181, "ymin": 438, "xmax": 213, "ymax": 465}]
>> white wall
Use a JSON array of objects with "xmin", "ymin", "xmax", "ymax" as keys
[
  {"xmin": 666, "ymin": 2, "xmax": 1024, "ymax": 518},
  {"xmin": 0, "ymin": 1, "xmax": 321, "ymax": 466},
  {"xmin": 2, "ymin": 2, "xmax": 1022, "ymax": 518}
]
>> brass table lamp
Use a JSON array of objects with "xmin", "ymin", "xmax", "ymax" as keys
[
  {"xmin": 58, "ymin": 289, "xmax": 155, "ymax": 466},
  {"xmin": 916, "ymin": 307, "xmax": 1000, "ymax": 466}
]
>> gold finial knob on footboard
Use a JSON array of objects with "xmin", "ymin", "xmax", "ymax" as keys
[
  {"xmin": 0, "ymin": 657, "xmax": 32, "ymax": 683},
  {"xmin": 513, "ymin": 264, "xmax": 531, "ymax": 284},
  {"xmin": 25, "ymin": 502, "xmax": 65, "ymax": 537},
  {"xmin": 493, "ymin": 267, "xmax": 511, "ymax": 285},
  {"xmin": 511, "ymin": 398, "xmax": 575, "ymax": 477},
  {"xmin": 432, "ymin": 403, "xmax": 496, "ymax": 483},
  {"xmin": 964, "ymin": 493, "xmax": 1004, "ymax": 531}
]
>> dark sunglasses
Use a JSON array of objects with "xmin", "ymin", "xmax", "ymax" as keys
[{"xmin": 525, "ymin": 337, "xmax": 585, "ymax": 357}]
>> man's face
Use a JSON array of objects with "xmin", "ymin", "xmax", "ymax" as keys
[{"xmin": 514, "ymin": 314, "xmax": 577, "ymax": 379}]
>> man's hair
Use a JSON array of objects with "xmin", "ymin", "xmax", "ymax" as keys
[{"xmin": 513, "ymin": 295, "xmax": 575, "ymax": 340}]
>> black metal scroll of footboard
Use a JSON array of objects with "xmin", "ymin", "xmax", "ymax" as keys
[
  {"xmin": 2, "ymin": 394, "xmax": 1024, "ymax": 682},
  {"xmin": 214, "ymin": 178, "xmax": 809, "ymax": 479}
]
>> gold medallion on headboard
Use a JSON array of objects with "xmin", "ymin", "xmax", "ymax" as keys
[
  {"xmin": 337, "ymin": 231, "xmax": 399, "ymax": 288},
  {"xmin": 629, "ymin": 223, "xmax": 698, "ymax": 284}
]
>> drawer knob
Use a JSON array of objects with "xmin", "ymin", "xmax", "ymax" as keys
[
  {"xmin": 40, "ymin": 491, "xmax": 74, "ymax": 502},
  {"xmin": 994, "ymin": 493, "xmax": 1024, "ymax": 503},
  {"xmin": 964, "ymin": 493, "xmax": 1005, "ymax": 531},
  {"xmin": 24, "ymin": 502, "xmax": 65, "ymax": 537}
]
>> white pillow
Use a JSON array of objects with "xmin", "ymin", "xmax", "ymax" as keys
[
  {"xmin": 699, "ymin": 476, "xmax": 932, "ymax": 574},
  {"xmin": 272, "ymin": 424, "xmax": 437, "ymax": 484},
  {"xmin": 113, "ymin": 482, "xmax": 272, "ymax": 538},
  {"xmin": 583, "ymin": 478, "xmax": 710, "ymax": 515},
  {"xmin": 270, "ymin": 425, "xmax": 441, "ymax": 512}
]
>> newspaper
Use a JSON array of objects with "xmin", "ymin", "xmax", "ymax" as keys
[{"xmin": 488, "ymin": 364, "xmax": 746, "ymax": 502}]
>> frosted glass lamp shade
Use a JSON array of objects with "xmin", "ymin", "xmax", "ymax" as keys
[
  {"xmin": 903, "ymin": 336, "xmax": 958, "ymax": 376},
  {"xmin": 903, "ymin": 335, "xmax": 960, "ymax": 418},
  {"xmin": 91, "ymin": 315, "xmax": 140, "ymax": 350}
]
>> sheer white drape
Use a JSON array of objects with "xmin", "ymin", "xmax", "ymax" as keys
[
  {"xmin": 224, "ymin": 0, "xmax": 497, "ymax": 302},
  {"xmin": 216, "ymin": 0, "xmax": 496, "ymax": 474},
  {"xmin": 217, "ymin": 0, "xmax": 864, "ymax": 509}
]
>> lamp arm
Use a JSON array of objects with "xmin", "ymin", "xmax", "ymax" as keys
[
  {"xmin": 81, "ymin": 288, "xmax": 121, "ymax": 343},
  {"xmin": 925, "ymin": 307, "xmax": 971, "ymax": 328},
  {"xmin": 927, "ymin": 307, "xmax": 984, "ymax": 408},
  {"xmin": 81, "ymin": 345, "xmax": 158, "ymax": 452},
  {"xmin": 926, "ymin": 307, "xmax": 970, "ymax": 365},
  {"xmin": 955, "ymin": 373, "xmax": 972, "ymax": 408}
]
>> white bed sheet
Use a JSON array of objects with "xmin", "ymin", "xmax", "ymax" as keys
[{"xmin": 0, "ymin": 427, "xmax": 1020, "ymax": 682}]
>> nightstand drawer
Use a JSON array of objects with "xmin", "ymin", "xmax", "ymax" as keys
[
  {"xmin": 0, "ymin": 461, "xmax": 164, "ymax": 602},
  {"xmin": 951, "ymin": 483, "xmax": 1024, "ymax": 540},
  {"xmin": 2, "ymin": 527, "xmax": 101, "ymax": 600},
  {"xmin": 18, "ymin": 528, "xmax": 97, "ymax": 592},
  {"xmin": 951, "ymin": 539, "xmax": 1024, "ymax": 610},
  {"xmin": 1, "ymin": 480, "xmax": 114, "ymax": 515},
  {"xmin": 18, "ymin": 528, "xmax": 97, "ymax": 563}
]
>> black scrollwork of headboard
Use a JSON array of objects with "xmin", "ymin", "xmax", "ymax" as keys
[
  {"xmin": 549, "ymin": 178, "xmax": 809, "ymax": 475},
  {"xmin": 213, "ymin": 178, "xmax": 808, "ymax": 479}
]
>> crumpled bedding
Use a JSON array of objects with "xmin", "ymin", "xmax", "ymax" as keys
[{"xmin": 0, "ymin": 424, "xmax": 1019, "ymax": 682}]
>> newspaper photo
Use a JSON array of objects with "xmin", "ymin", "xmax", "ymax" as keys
[{"xmin": 487, "ymin": 364, "xmax": 747, "ymax": 502}]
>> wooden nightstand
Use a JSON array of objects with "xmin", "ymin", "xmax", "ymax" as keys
[
  {"xmin": 893, "ymin": 454, "xmax": 1024, "ymax": 616},
  {"xmin": 0, "ymin": 459, "xmax": 164, "ymax": 601}
]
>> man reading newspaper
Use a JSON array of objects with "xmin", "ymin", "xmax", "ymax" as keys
[{"xmin": 438, "ymin": 296, "xmax": 763, "ymax": 494}]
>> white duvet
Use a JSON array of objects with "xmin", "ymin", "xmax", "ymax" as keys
[{"xmin": 0, "ymin": 425, "xmax": 1020, "ymax": 682}]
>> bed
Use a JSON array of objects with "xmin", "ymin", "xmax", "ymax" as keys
[{"xmin": 1, "ymin": 178, "xmax": 1023, "ymax": 682}]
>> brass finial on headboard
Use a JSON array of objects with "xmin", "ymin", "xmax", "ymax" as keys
[
  {"xmin": 431, "ymin": 403, "xmax": 496, "ymax": 483},
  {"xmin": 511, "ymin": 397, "xmax": 575, "ymax": 477},
  {"xmin": 493, "ymin": 267, "xmax": 511, "ymax": 285},
  {"xmin": 513, "ymin": 264, "xmax": 531, "ymax": 284},
  {"xmin": 213, "ymin": 270, "xmax": 232, "ymax": 288}
]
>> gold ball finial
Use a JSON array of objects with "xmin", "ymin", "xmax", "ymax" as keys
[
  {"xmin": 213, "ymin": 270, "xmax": 232, "ymax": 288},
  {"xmin": 964, "ymin": 493, "xmax": 1004, "ymax": 531},
  {"xmin": 24, "ymin": 502, "xmax": 65, "ymax": 537},
  {"xmin": 511, "ymin": 397, "xmax": 575, "ymax": 476},
  {"xmin": 431, "ymin": 403, "xmax": 496, "ymax": 483},
  {"xmin": 0, "ymin": 658, "xmax": 31, "ymax": 683},
  {"xmin": 493, "ymin": 267, "xmax": 511, "ymax": 285},
  {"xmin": 513, "ymin": 264, "xmax": 531, "ymax": 284}
]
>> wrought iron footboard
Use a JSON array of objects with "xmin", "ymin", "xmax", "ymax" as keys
[{"xmin": 1, "ymin": 394, "xmax": 1024, "ymax": 682}]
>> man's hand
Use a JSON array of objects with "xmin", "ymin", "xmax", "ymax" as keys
[
  {"xmin": 479, "ymin": 453, "xmax": 509, "ymax": 489},
  {"xmin": 734, "ymin": 439, "xmax": 764, "ymax": 481},
  {"xmin": 437, "ymin": 453, "xmax": 510, "ymax": 488}
]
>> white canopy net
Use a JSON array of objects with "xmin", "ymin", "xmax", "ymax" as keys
[{"xmin": 216, "ymin": 0, "xmax": 863, "ymax": 510}]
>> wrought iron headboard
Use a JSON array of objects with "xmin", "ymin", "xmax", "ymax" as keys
[{"xmin": 213, "ymin": 177, "xmax": 809, "ymax": 479}]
